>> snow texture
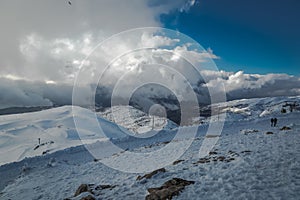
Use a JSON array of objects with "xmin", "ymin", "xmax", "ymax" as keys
[{"xmin": 0, "ymin": 96, "xmax": 300, "ymax": 199}]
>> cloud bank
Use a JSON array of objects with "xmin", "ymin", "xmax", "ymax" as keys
[
  {"xmin": 0, "ymin": 0, "xmax": 196, "ymax": 83},
  {"xmin": 0, "ymin": 0, "xmax": 299, "ymax": 110},
  {"xmin": 1, "ymin": 71, "xmax": 299, "ymax": 109},
  {"xmin": 202, "ymin": 70, "xmax": 300, "ymax": 100}
]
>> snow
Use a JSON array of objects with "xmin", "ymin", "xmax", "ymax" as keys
[
  {"xmin": 0, "ymin": 96, "xmax": 300, "ymax": 199},
  {"xmin": 202, "ymin": 95, "xmax": 300, "ymax": 123},
  {"xmin": 98, "ymin": 105, "xmax": 178, "ymax": 135},
  {"xmin": 0, "ymin": 106, "xmax": 133, "ymax": 166}
]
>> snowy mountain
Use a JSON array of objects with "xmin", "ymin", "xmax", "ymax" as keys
[
  {"xmin": 0, "ymin": 104, "xmax": 178, "ymax": 166},
  {"xmin": 0, "ymin": 106, "xmax": 134, "ymax": 166},
  {"xmin": 98, "ymin": 105, "xmax": 178, "ymax": 134},
  {"xmin": 0, "ymin": 96, "xmax": 300, "ymax": 199},
  {"xmin": 199, "ymin": 95, "xmax": 300, "ymax": 123}
]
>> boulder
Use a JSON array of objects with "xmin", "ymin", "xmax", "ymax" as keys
[
  {"xmin": 146, "ymin": 178, "xmax": 195, "ymax": 200},
  {"xmin": 80, "ymin": 195, "xmax": 96, "ymax": 200},
  {"xmin": 280, "ymin": 126, "xmax": 291, "ymax": 131},
  {"xmin": 74, "ymin": 184, "xmax": 92, "ymax": 197},
  {"xmin": 172, "ymin": 160, "xmax": 184, "ymax": 165},
  {"xmin": 137, "ymin": 168, "xmax": 166, "ymax": 181},
  {"xmin": 95, "ymin": 184, "xmax": 116, "ymax": 190}
]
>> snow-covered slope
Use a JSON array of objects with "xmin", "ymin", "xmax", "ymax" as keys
[
  {"xmin": 98, "ymin": 105, "xmax": 178, "ymax": 134},
  {"xmin": 201, "ymin": 95, "xmax": 300, "ymax": 123},
  {"xmin": 0, "ymin": 96, "xmax": 300, "ymax": 199},
  {"xmin": 0, "ymin": 106, "xmax": 133, "ymax": 166}
]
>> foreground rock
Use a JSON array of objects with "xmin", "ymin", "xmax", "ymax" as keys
[
  {"xmin": 193, "ymin": 150, "xmax": 239, "ymax": 165},
  {"xmin": 137, "ymin": 168, "xmax": 166, "ymax": 181},
  {"xmin": 146, "ymin": 178, "xmax": 195, "ymax": 200},
  {"xmin": 74, "ymin": 184, "xmax": 92, "ymax": 197},
  {"xmin": 80, "ymin": 195, "xmax": 96, "ymax": 200},
  {"xmin": 65, "ymin": 183, "xmax": 116, "ymax": 200},
  {"xmin": 172, "ymin": 159, "xmax": 184, "ymax": 165},
  {"xmin": 280, "ymin": 126, "xmax": 291, "ymax": 130}
]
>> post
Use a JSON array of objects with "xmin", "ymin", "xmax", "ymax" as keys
[{"xmin": 152, "ymin": 115, "xmax": 154, "ymax": 130}]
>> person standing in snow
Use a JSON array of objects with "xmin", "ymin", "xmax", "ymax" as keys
[
  {"xmin": 271, "ymin": 118, "xmax": 274, "ymax": 127},
  {"xmin": 274, "ymin": 118, "xmax": 278, "ymax": 127}
]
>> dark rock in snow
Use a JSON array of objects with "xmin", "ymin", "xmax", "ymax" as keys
[
  {"xmin": 280, "ymin": 126, "xmax": 291, "ymax": 130},
  {"xmin": 228, "ymin": 150, "xmax": 239, "ymax": 156},
  {"xmin": 95, "ymin": 184, "xmax": 116, "ymax": 190},
  {"xmin": 80, "ymin": 195, "xmax": 96, "ymax": 200},
  {"xmin": 137, "ymin": 168, "xmax": 166, "ymax": 181},
  {"xmin": 172, "ymin": 159, "xmax": 184, "ymax": 165},
  {"xmin": 193, "ymin": 157, "xmax": 210, "ymax": 164},
  {"xmin": 74, "ymin": 184, "xmax": 92, "ymax": 197},
  {"xmin": 146, "ymin": 178, "xmax": 195, "ymax": 200},
  {"xmin": 217, "ymin": 156, "xmax": 226, "ymax": 162},
  {"xmin": 209, "ymin": 151, "xmax": 218, "ymax": 155},
  {"xmin": 241, "ymin": 150, "xmax": 252, "ymax": 154},
  {"xmin": 68, "ymin": 183, "xmax": 116, "ymax": 199}
]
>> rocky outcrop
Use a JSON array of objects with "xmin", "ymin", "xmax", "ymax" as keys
[
  {"xmin": 80, "ymin": 195, "xmax": 96, "ymax": 200},
  {"xmin": 137, "ymin": 168, "xmax": 166, "ymax": 181},
  {"xmin": 172, "ymin": 159, "xmax": 184, "ymax": 165},
  {"xmin": 74, "ymin": 184, "xmax": 92, "ymax": 197},
  {"xmin": 280, "ymin": 126, "xmax": 291, "ymax": 130},
  {"xmin": 193, "ymin": 150, "xmax": 240, "ymax": 165},
  {"xmin": 66, "ymin": 183, "xmax": 116, "ymax": 200},
  {"xmin": 146, "ymin": 178, "xmax": 195, "ymax": 200}
]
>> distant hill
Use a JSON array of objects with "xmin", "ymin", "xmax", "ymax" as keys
[{"xmin": 0, "ymin": 106, "xmax": 54, "ymax": 116}]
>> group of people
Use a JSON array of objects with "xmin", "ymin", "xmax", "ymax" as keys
[{"xmin": 271, "ymin": 118, "xmax": 278, "ymax": 127}]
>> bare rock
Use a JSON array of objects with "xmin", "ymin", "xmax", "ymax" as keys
[
  {"xmin": 280, "ymin": 126, "xmax": 291, "ymax": 131},
  {"xmin": 209, "ymin": 151, "xmax": 218, "ymax": 155},
  {"xmin": 137, "ymin": 168, "xmax": 166, "ymax": 181},
  {"xmin": 194, "ymin": 157, "xmax": 210, "ymax": 164},
  {"xmin": 228, "ymin": 150, "xmax": 239, "ymax": 156},
  {"xmin": 241, "ymin": 150, "xmax": 252, "ymax": 154},
  {"xmin": 74, "ymin": 184, "xmax": 92, "ymax": 197},
  {"xmin": 146, "ymin": 178, "xmax": 195, "ymax": 200},
  {"xmin": 80, "ymin": 195, "xmax": 96, "ymax": 200},
  {"xmin": 217, "ymin": 156, "xmax": 226, "ymax": 162},
  {"xmin": 172, "ymin": 160, "xmax": 184, "ymax": 165},
  {"xmin": 95, "ymin": 184, "xmax": 116, "ymax": 190}
]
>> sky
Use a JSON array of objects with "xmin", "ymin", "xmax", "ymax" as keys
[
  {"xmin": 0, "ymin": 0, "xmax": 299, "ymax": 109},
  {"xmin": 161, "ymin": 0, "xmax": 300, "ymax": 75}
]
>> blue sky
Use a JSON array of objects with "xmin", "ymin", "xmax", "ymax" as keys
[{"xmin": 161, "ymin": 0, "xmax": 300, "ymax": 75}]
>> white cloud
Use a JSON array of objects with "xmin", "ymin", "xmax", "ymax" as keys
[
  {"xmin": 148, "ymin": 0, "xmax": 197, "ymax": 13},
  {"xmin": 169, "ymin": 45, "xmax": 220, "ymax": 63},
  {"xmin": 0, "ymin": 0, "xmax": 195, "ymax": 82},
  {"xmin": 0, "ymin": 77, "xmax": 93, "ymax": 109},
  {"xmin": 140, "ymin": 32, "xmax": 180, "ymax": 48},
  {"xmin": 203, "ymin": 70, "xmax": 300, "ymax": 100},
  {"xmin": 1, "ymin": 70, "xmax": 299, "ymax": 109},
  {"xmin": 0, "ymin": 1, "xmax": 299, "ymax": 110}
]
